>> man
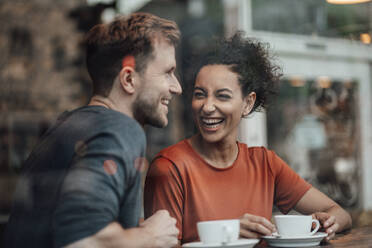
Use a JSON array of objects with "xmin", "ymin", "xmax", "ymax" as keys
[{"xmin": 3, "ymin": 12, "xmax": 181, "ymax": 248}]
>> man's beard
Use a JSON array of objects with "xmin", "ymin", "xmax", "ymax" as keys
[{"xmin": 132, "ymin": 94, "xmax": 166, "ymax": 128}]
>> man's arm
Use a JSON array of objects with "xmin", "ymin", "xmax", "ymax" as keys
[
  {"xmin": 53, "ymin": 126, "xmax": 178, "ymax": 247},
  {"xmin": 64, "ymin": 210, "xmax": 179, "ymax": 248},
  {"xmin": 294, "ymin": 187, "xmax": 352, "ymax": 240}
]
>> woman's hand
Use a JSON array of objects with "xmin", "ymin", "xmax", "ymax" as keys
[
  {"xmin": 295, "ymin": 187, "xmax": 352, "ymax": 241},
  {"xmin": 312, "ymin": 212, "xmax": 339, "ymax": 241},
  {"xmin": 239, "ymin": 213, "xmax": 276, "ymax": 238}
]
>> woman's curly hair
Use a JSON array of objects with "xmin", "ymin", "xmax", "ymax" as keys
[{"xmin": 194, "ymin": 31, "xmax": 282, "ymax": 114}]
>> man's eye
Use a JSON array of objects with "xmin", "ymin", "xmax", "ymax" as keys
[{"xmin": 166, "ymin": 68, "xmax": 176, "ymax": 76}]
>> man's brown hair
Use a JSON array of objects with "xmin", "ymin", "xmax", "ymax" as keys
[{"xmin": 85, "ymin": 12, "xmax": 180, "ymax": 96}]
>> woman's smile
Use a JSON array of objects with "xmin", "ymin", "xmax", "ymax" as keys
[{"xmin": 200, "ymin": 117, "xmax": 225, "ymax": 131}]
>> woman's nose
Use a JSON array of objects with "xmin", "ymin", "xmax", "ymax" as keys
[{"xmin": 202, "ymin": 98, "xmax": 216, "ymax": 113}]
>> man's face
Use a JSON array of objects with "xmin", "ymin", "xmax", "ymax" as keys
[{"xmin": 132, "ymin": 38, "xmax": 182, "ymax": 127}]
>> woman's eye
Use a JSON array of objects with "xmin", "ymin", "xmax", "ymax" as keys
[
  {"xmin": 193, "ymin": 91, "xmax": 205, "ymax": 98},
  {"xmin": 218, "ymin": 94, "xmax": 231, "ymax": 99}
]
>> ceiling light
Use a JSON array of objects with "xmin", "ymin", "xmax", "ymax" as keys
[
  {"xmin": 317, "ymin": 76, "xmax": 332, "ymax": 88},
  {"xmin": 326, "ymin": 0, "xmax": 371, "ymax": 4},
  {"xmin": 289, "ymin": 76, "xmax": 305, "ymax": 87},
  {"xmin": 360, "ymin": 33, "xmax": 371, "ymax": 44}
]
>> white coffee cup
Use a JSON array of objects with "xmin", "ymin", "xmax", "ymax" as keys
[
  {"xmin": 197, "ymin": 219, "xmax": 240, "ymax": 244},
  {"xmin": 274, "ymin": 215, "xmax": 320, "ymax": 237}
]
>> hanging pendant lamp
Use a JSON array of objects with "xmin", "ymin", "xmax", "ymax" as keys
[{"xmin": 326, "ymin": 0, "xmax": 371, "ymax": 4}]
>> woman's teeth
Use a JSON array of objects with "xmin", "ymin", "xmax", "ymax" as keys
[{"xmin": 201, "ymin": 118, "xmax": 224, "ymax": 128}]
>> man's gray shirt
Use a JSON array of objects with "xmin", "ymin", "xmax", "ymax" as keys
[{"xmin": 3, "ymin": 106, "xmax": 146, "ymax": 247}]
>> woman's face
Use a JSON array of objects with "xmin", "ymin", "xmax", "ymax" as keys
[{"xmin": 192, "ymin": 64, "xmax": 255, "ymax": 144}]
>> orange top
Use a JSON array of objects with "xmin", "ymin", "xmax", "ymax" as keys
[{"xmin": 144, "ymin": 140, "xmax": 311, "ymax": 244}]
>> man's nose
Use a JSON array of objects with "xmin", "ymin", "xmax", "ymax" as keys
[{"xmin": 170, "ymin": 77, "xmax": 182, "ymax": 95}]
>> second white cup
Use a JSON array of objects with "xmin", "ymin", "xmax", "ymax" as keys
[
  {"xmin": 197, "ymin": 219, "xmax": 240, "ymax": 244},
  {"xmin": 274, "ymin": 215, "xmax": 320, "ymax": 237}
]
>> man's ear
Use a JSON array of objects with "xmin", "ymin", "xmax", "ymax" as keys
[
  {"xmin": 119, "ymin": 66, "xmax": 136, "ymax": 94},
  {"xmin": 242, "ymin": 92, "xmax": 256, "ymax": 117}
]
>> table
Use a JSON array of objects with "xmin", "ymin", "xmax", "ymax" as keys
[
  {"xmin": 321, "ymin": 226, "xmax": 372, "ymax": 248},
  {"xmin": 256, "ymin": 226, "xmax": 372, "ymax": 248}
]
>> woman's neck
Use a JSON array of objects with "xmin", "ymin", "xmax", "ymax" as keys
[{"xmin": 190, "ymin": 134, "xmax": 239, "ymax": 169}]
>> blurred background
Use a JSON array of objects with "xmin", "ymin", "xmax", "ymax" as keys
[{"xmin": 1, "ymin": 0, "xmax": 372, "ymax": 235}]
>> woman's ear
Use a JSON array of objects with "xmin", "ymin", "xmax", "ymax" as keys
[
  {"xmin": 242, "ymin": 92, "xmax": 256, "ymax": 117},
  {"xmin": 119, "ymin": 66, "xmax": 136, "ymax": 94}
]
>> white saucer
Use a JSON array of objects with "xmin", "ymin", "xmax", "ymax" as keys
[
  {"xmin": 262, "ymin": 232, "xmax": 328, "ymax": 247},
  {"xmin": 182, "ymin": 239, "xmax": 260, "ymax": 248}
]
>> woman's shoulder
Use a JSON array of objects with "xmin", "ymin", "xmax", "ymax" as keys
[
  {"xmin": 157, "ymin": 139, "xmax": 191, "ymax": 157},
  {"xmin": 238, "ymin": 142, "xmax": 274, "ymax": 157},
  {"xmin": 150, "ymin": 139, "xmax": 195, "ymax": 176},
  {"xmin": 238, "ymin": 142, "xmax": 291, "ymax": 176},
  {"xmin": 152, "ymin": 139, "xmax": 195, "ymax": 165},
  {"xmin": 237, "ymin": 142, "xmax": 280, "ymax": 169}
]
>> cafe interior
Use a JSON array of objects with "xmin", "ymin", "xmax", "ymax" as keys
[{"xmin": 1, "ymin": 0, "xmax": 372, "ymax": 242}]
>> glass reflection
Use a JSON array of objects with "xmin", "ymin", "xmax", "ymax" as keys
[{"xmin": 267, "ymin": 77, "xmax": 359, "ymax": 208}]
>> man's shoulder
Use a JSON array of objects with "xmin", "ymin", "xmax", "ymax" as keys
[
  {"xmin": 73, "ymin": 106, "xmax": 138, "ymax": 126},
  {"xmin": 66, "ymin": 106, "xmax": 145, "ymax": 138}
]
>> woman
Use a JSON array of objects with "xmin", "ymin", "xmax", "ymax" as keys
[{"xmin": 144, "ymin": 32, "xmax": 352, "ymax": 245}]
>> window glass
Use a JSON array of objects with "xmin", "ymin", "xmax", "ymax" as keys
[{"xmin": 267, "ymin": 77, "xmax": 360, "ymax": 207}]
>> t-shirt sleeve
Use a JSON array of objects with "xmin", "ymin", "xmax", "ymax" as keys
[
  {"xmin": 53, "ymin": 131, "xmax": 136, "ymax": 247},
  {"xmin": 144, "ymin": 156, "xmax": 184, "ymax": 240},
  {"xmin": 269, "ymin": 150, "xmax": 312, "ymax": 214}
]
